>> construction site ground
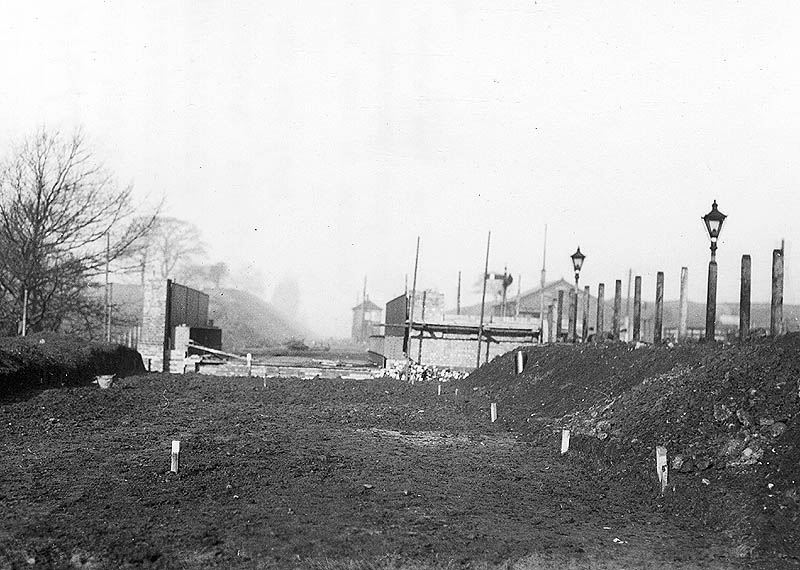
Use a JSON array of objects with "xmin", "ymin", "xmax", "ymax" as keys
[{"xmin": 1, "ymin": 335, "xmax": 798, "ymax": 569}]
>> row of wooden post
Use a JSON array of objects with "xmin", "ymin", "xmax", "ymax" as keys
[{"xmin": 544, "ymin": 248, "xmax": 785, "ymax": 343}]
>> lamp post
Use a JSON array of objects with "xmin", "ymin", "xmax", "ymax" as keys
[
  {"xmin": 702, "ymin": 200, "xmax": 727, "ymax": 341},
  {"xmin": 570, "ymin": 247, "xmax": 585, "ymax": 291},
  {"xmin": 569, "ymin": 247, "xmax": 585, "ymax": 342}
]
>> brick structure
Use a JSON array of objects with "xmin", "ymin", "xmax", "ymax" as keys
[
  {"xmin": 139, "ymin": 279, "xmax": 170, "ymax": 372},
  {"xmin": 370, "ymin": 290, "xmax": 537, "ymax": 371},
  {"xmin": 139, "ymin": 279, "xmax": 221, "ymax": 372}
]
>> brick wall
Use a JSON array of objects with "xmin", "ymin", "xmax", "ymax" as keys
[{"xmin": 139, "ymin": 279, "xmax": 168, "ymax": 372}]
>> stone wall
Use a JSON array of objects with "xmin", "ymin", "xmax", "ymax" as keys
[{"xmin": 413, "ymin": 334, "xmax": 530, "ymax": 370}]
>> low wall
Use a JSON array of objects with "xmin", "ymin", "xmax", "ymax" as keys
[
  {"xmin": 412, "ymin": 334, "xmax": 531, "ymax": 369},
  {"xmin": 195, "ymin": 362, "xmax": 378, "ymax": 379}
]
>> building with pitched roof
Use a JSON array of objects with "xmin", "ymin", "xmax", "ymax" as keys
[{"xmin": 351, "ymin": 298, "xmax": 382, "ymax": 343}]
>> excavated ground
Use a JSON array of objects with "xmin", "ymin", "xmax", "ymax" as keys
[
  {"xmin": 458, "ymin": 335, "xmax": 800, "ymax": 567},
  {"xmin": 0, "ymin": 335, "xmax": 797, "ymax": 569}
]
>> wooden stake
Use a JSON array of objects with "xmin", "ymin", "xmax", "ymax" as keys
[
  {"xmin": 490, "ymin": 402, "xmax": 497, "ymax": 423},
  {"xmin": 437, "ymin": 383, "xmax": 441, "ymax": 396},
  {"xmin": 678, "ymin": 267, "xmax": 689, "ymax": 340},
  {"xmin": 771, "ymin": 248, "xmax": 784, "ymax": 336},
  {"xmin": 171, "ymin": 440, "xmax": 180, "ymax": 473},
  {"xmin": 596, "ymin": 283, "xmax": 605, "ymax": 341},
  {"xmin": 581, "ymin": 285, "xmax": 590, "ymax": 342},
  {"xmin": 560, "ymin": 429, "xmax": 570, "ymax": 454},
  {"xmin": 656, "ymin": 446, "xmax": 668, "ymax": 493},
  {"xmin": 246, "ymin": 353, "xmax": 252, "ymax": 377},
  {"xmin": 654, "ymin": 272, "xmax": 664, "ymax": 343},
  {"xmin": 739, "ymin": 255, "xmax": 751, "ymax": 340},
  {"xmin": 612, "ymin": 280, "xmax": 622, "ymax": 340},
  {"xmin": 515, "ymin": 350, "xmax": 526, "ymax": 374},
  {"xmin": 454, "ymin": 388, "xmax": 459, "ymax": 397}
]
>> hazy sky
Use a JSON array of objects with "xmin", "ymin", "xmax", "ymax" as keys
[{"xmin": 2, "ymin": 2, "xmax": 799, "ymax": 337}]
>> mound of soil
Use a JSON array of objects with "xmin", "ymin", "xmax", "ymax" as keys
[
  {"xmin": 457, "ymin": 336, "xmax": 800, "ymax": 565},
  {"xmin": 0, "ymin": 333, "xmax": 144, "ymax": 399}
]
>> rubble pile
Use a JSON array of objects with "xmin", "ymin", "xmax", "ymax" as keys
[{"xmin": 384, "ymin": 360, "xmax": 469, "ymax": 384}]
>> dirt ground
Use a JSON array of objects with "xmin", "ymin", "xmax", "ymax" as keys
[
  {"xmin": 459, "ymin": 336, "xmax": 800, "ymax": 567},
  {"xmin": 0, "ymin": 372, "xmax": 759, "ymax": 570}
]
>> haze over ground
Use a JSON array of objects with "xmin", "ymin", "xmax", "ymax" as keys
[{"xmin": 2, "ymin": 2, "xmax": 799, "ymax": 337}]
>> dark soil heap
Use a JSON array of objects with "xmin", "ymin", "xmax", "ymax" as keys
[
  {"xmin": 457, "ymin": 335, "xmax": 800, "ymax": 565},
  {"xmin": 0, "ymin": 333, "xmax": 144, "ymax": 399}
]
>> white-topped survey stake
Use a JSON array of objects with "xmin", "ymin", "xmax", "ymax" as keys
[
  {"xmin": 561, "ymin": 429, "xmax": 570, "ymax": 454},
  {"xmin": 656, "ymin": 446, "xmax": 668, "ymax": 493},
  {"xmin": 515, "ymin": 350, "xmax": 525, "ymax": 375},
  {"xmin": 171, "ymin": 440, "xmax": 180, "ymax": 473},
  {"xmin": 490, "ymin": 402, "xmax": 497, "ymax": 423}
]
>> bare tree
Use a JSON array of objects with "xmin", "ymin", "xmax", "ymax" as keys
[
  {"xmin": 207, "ymin": 262, "xmax": 229, "ymax": 289},
  {"xmin": 127, "ymin": 216, "xmax": 206, "ymax": 284},
  {"xmin": 0, "ymin": 129, "xmax": 155, "ymax": 335}
]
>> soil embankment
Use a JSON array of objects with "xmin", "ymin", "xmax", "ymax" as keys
[
  {"xmin": 0, "ymin": 333, "xmax": 144, "ymax": 399},
  {"xmin": 456, "ymin": 336, "xmax": 800, "ymax": 564}
]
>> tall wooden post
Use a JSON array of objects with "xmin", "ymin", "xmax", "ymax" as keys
[
  {"xmin": 477, "ymin": 231, "xmax": 491, "ymax": 368},
  {"xmin": 21, "ymin": 288, "xmax": 28, "ymax": 337},
  {"xmin": 418, "ymin": 290, "xmax": 427, "ymax": 363},
  {"xmin": 556, "ymin": 290, "xmax": 565, "ymax": 341},
  {"xmin": 739, "ymin": 255, "xmax": 751, "ymax": 340},
  {"xmin": 771, "ymin": 248, "xmax": 784, "ymax": 336},
  {"xmin": 612, "ymin": 280, "xmax": 622, "ymax": 340},
  {"xmin": 539, "ymin": 225, "xmax": 548, "ymax": 344},
  {"xmin": 633, "ymin": 276, "xmax": 642, "ymax": 341},
  {"xmin": 546, "ymin": 304, "xmax": 554, "ymax": 343},
  {"xmin": 456, "ymin": 271, "xmax": 462, "ymax": 315},
  {"xmin": 705, "ymin": 260, "xmax": 718, "ymax": 341},
  {"xmin": 654, "ymin": 272, "xmax": 664, "ymax": 343},
  {"xmin": 105, "ymin": 233, "xmax": 111, "ymax": 342},
  {"xmin": 582, "ymin": 285, "xmax": 590, "ymax": 342},
  {"xmin": 596, "ymin": 283, "xmax": 605, "ymax": 341},
  {"xmin": 406, "ymin": 237, "xmax": 420, "ymax": 362},
  {"xmin": 567, "ymin": 289, "xmax": 577, "ymax": 342},
  {"xmin": 361, "ymin": 275, "xmax": 367, "ymax": 343},
  {"xmin": 678, "ymin": 267, "xmax": 688, "ymax": 340}
]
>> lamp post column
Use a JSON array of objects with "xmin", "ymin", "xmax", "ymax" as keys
[{"xmin": 705, "ymin": 244, "xmax": 718, "ymax": 341}]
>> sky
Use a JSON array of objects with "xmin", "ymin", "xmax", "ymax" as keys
[{"xmin": 2, "ymin": 1, "xmax": 800, "ymax": 337}]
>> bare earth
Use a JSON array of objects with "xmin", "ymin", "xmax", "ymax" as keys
[{"xmin": 1, "ymin": 374, "xmax": 746, "ymax": 569}]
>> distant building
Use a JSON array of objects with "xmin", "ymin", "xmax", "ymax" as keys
[{"xmin": 351, "ymin": 298, "xmax": 382, "ymax": 343}]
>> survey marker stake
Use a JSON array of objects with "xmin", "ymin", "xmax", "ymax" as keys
[
  {"xmin": 171, "ymin": 440, "xmax": 180, "ymax": 473},
  {"xmin": 515, "ymin": 350, "xmax": 526, "ymax": 375},
  {"xmin": 490, "ymin": 402, "xmax": 497, "ymax": 423},
  {"xmin": 437, "ymin": 383, "xmax": 442, "ymax": 396},
  {"xmin": 656, "ymin": 446, "xmax": 668, "ymax": 494},
  {"xmin": 561, "ymin": 429, "xmax": 570, "ymax": 454}
]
